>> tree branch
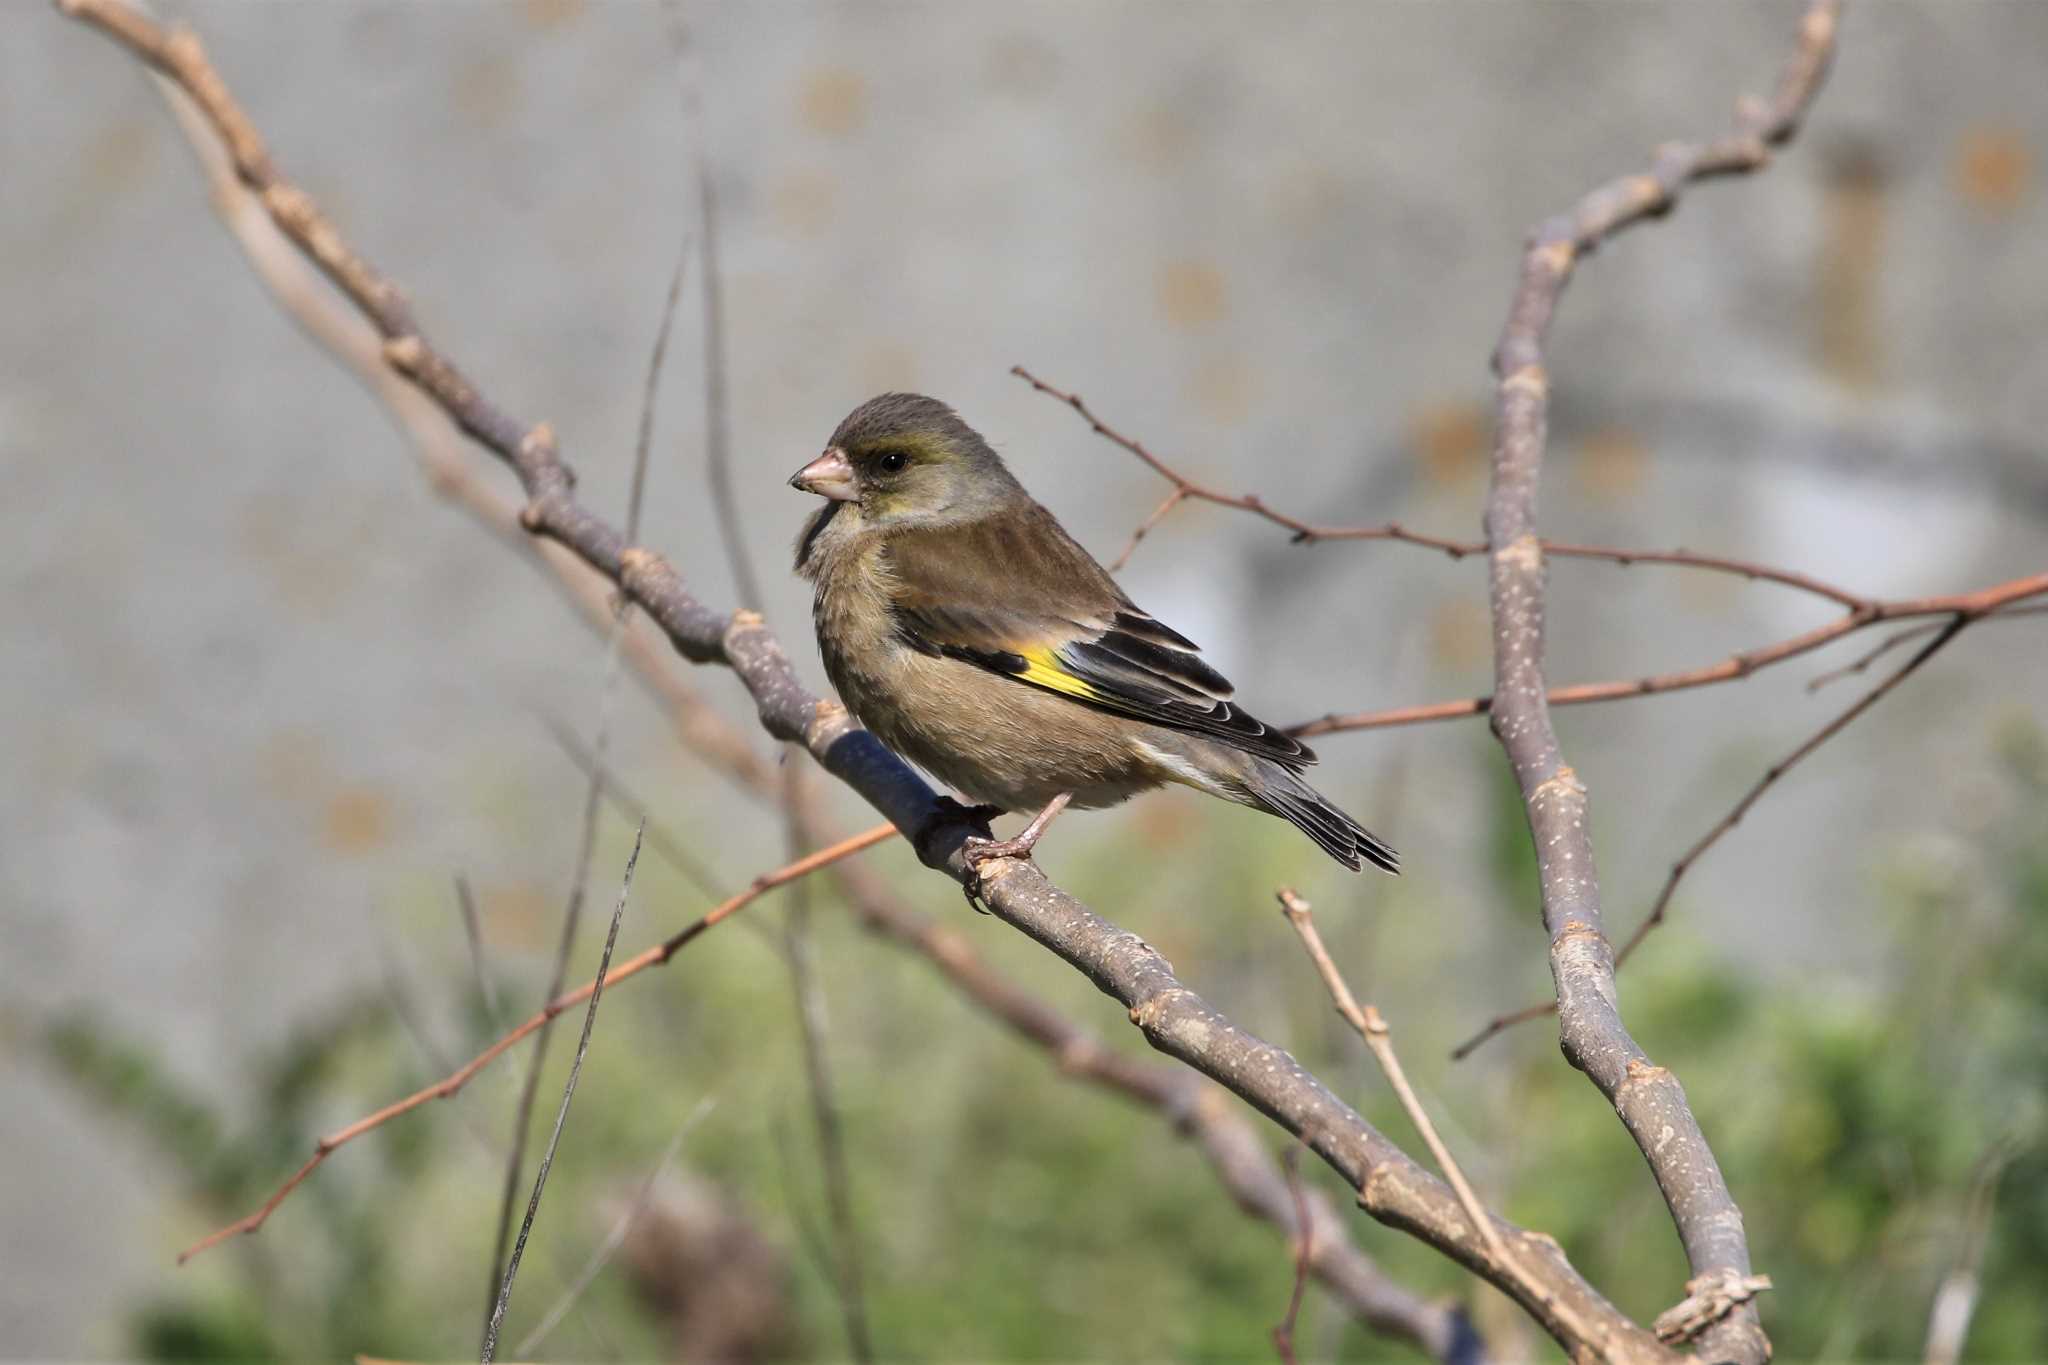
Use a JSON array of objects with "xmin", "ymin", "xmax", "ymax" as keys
[
  {"xmin": 1473, "ymin": 6, "xmax": 1844, "ymax": 1362},
  {"xmin": 1292, "ymin": 572, "xmax": 2045, "ymax": 739},
  {"xmin": 1280, "ymin": 891, "xmax": 1591, "ymax": 1346},
  {"xmin": 1013, "ymin": 364, "xmax": 1866, "ymax": 609}
]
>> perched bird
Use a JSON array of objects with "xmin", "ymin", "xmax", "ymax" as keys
[{"xmin": 789, "ymin": 393, "xmax": 1396, "ymax": 878}]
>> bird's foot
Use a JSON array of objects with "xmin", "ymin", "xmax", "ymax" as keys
[{"xmin": 958, "ymin": 793, "xmax": 1073, "ymax": 910}]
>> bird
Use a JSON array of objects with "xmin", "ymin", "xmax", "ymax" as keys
[{"xmin": 788, "ymin": 392, "xmax": 1396, "ymax": 882}]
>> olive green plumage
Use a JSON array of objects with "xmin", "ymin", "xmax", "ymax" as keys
[{"xmin": 789, "ymin": 393, "xmax": 1397, "ymax": 874}]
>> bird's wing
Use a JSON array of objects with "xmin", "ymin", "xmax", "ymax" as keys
[{"xmin": 882, "ymin": 509, "xmax": 1314, "ymax": 767}]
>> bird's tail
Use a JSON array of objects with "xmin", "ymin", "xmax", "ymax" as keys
[{"xmin": 1245, "ymin": 760, "xmax": 1399, "ymax": 875}]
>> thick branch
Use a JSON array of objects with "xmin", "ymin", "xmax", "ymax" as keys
[{"xmin": 1476, "ymin": 6, "xmax": 1843, "ymax": 1364}]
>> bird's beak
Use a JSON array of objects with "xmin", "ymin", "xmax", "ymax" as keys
[{"xmin": 789, "ymin": 447, "xmax": 857, "ymax": 501}]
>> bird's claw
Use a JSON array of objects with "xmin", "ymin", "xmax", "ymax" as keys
[
  {"xmin": 958, "ymin": 825, "xmax": 1055, "ymax": 911},
  {"xmin": 960, "ymin": 835, "xmax": 1019, "ymax": 912}
]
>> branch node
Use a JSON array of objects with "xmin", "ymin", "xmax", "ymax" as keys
[
  {"xmin": 802, "ymin": 699, "xmax": 855, "ymax": 753},
  {"xmin": 1496, "ymin": 532, "xmax": 1544, "ymax": 573},
  {"xmin": 1499, "ymin": 365, "xmax": 1550, "ymax": 401},
  {"xmin": 382, "ymin": 334, "xmax": 425, "ymax": 373},
  {"xmin": 520, "ymin": 422, "xmax": 558, "ymax": 462},
  {"xmin": 1530, "ymin": 767, "xmax": 1585, "ymax": 806},
  {"xmin": 1618, "ymin": 1057, "xmax": 1672, "ymax": 1097},
  {"xmin": 1652, "ymin": 1270, "xmax": 1774, "ymax": 1345}
]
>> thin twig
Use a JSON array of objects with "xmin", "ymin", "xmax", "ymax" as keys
[
  {"xmin": 1271, "ymin": 1148, "xmax": 1311, "ymax": 1365},
  {"xmin": 1291, "ymin": 572, "xmax": 2046, "ymax": 738},
  {"xmin": 1807, "ymin": 601, "xmax": 2047, "ymax": 693},
  {"xmin": 512, "ymin": 1095, "xmax": 717, "ymax": 1358},
  {"xmin": 660, "ymin": 6, "xmax": 760, "ymax": 614},
  {"xmin": 483, "ymin": 825, "xmax": 643, "ymax": 1362},
  {"xmin": 1451, "ymin": 614, "xmax": 1970, "ymax": 1060},
  {"xmin": 452, "ymin": 874, "xmax": 501, "ymax": 1026},
  {"xmin": 1279, "ymin": 891, "xmax": 1588, "ymax": 1346},
  {"xmin": 540, "ymin": 712, "xmax": 725, "ymax": 901},
  {"xmin": 1013, "ymin": 364, "xmax": 1865, "ymax": 609},
  {"xmin": 173, "ymin": 822, "xmax": 896, "ymax": 1264}
]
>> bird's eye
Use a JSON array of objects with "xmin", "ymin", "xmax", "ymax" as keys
[{"xmin": 876, "ymin": 450, "xmax": 909, "ymax": 473}]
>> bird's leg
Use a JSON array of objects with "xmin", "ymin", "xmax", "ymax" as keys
[
  {"xmin": 913, "ymin": 796, "xmax": 1004, "ymax": 867},
  {"xmin": 961, "ymin": 792, "xmax": 1073, "ymax": 896}
]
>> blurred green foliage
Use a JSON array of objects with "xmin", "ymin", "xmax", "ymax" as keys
[{"xmin": 33, "ymin": 723, "xmax": 2048, "ymax": 1360}]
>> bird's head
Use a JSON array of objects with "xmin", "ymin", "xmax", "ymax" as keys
[{"xmin": 789, "ymin": 393, "xmax": 1020, "ymax": 530}]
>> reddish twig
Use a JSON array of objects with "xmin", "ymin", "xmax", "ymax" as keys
[
  {"xmin": 1270, "ymin": 1148, "xmax": 1311, "ymax": 1365},
  {"xmin": 1013, "ymin": 364, "xmax": 1865, "ymax": 609},
  {"xmin": 174, "ymin": 823, "xmax": 896, "ymax": 1264},
  {"xmin": 1293, "ymin": 572, "xmax": 2047, "ymax": 738},
  {"xmin": 1452, "ymin": 612, "xmax": 1972, "ymax": 1060},
  {"xmin": 1807, "ymin": 602, "xmax": 2047, "ymax": 693}
]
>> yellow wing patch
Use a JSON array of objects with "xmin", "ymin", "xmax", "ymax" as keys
[{"xmin": 1014, "ymin": 646, "xmax": 1104, "ymax": 702}]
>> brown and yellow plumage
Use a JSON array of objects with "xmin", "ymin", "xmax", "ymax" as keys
[{"xmin": 791, "ymin": 393, "xmax": 1396, "ymax": 874}]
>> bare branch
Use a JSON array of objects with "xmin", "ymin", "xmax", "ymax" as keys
[
  {"xmin": 1013, "ymin": 364, "xmax": 1866, "ymax": 609},
  {"xmin": 818, "ymin": 837, "xmax": 1489, "ymax": 1362},
  {"xmin": 1472, "ymin": 6, "xmax": 1844, "ymax": 1362},
  {"xmin": 1279, "ymin": 891, "xmax": 1590, "ymax": 1344},
  {"xmin": 1292, "ymin": 572, "xmax": 2045, "ymax": 738}
]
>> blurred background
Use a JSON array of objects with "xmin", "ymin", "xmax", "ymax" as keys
[{"xmin": 5, "ymin": 0, "xmax": 2047, "ymax": 1358}]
